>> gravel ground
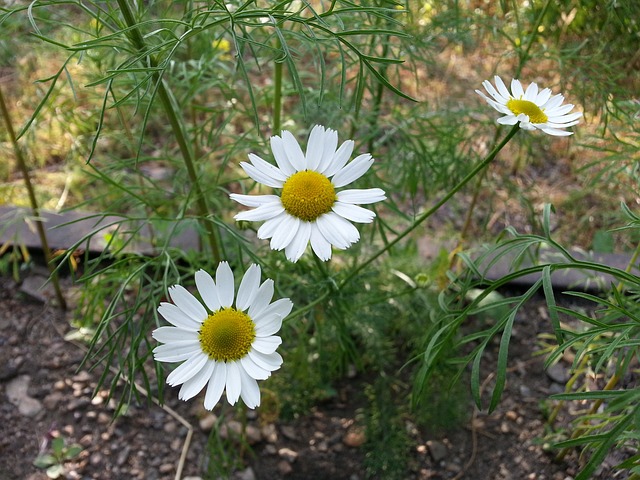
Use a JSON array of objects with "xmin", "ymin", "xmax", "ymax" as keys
[{"xmin": 0, "ymin": 271, "xmax": 633, "ymax": 480}]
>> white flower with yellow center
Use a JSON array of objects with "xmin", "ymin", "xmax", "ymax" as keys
[
  {"xmin": 476, "ymin": 76, "xmax": 582, "ymax": 136},
  {"xmin": 152, "ymin": 262, "xmax": 292, "ymax": 410},
  {"xmin": 230, "ymin": 125, "xmax": 386, "ymax": 262}
]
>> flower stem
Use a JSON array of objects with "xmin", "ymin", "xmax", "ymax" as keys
[
  {"xmin": 339, "ymin": 124, "xmax": 521, "ymax": 289},
  {"xmin": 0, "ymin": 85, "xmax": 67, "ymax": 310},
  {"xmin": 116, "ymin": 0, "xmax": 221, "ymax": 262}
]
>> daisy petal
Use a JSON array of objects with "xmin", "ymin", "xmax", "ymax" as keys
[
  {"xmin": 236, "ymin": 264, "xmax": 261, "ymax": 311},
  {"xmin": 216, "ymin": 261, "xmax": 235, "ymax": 308},
  {"xmin": 281, "ymin": 130, "xmax": 306, "ymax": 171},
  {"xmin": 152, "ymin": 326, "xmax": 197, "ymax": 344},
  {"xmin": 240, "ymin": 355, "xmax": 271, "ymax": 380},
  {"xmin": 248, "ymin": 279, "xmax": 275, "ymax": 319},
  {"xmin": 229, "ymin": 194, "xmax": 281, "ymax": 208},
  {"xmin": 153, "ymin": 341, "xmax": 201, "ymax": 362},
  {"xmin": 248, "ymin": 153, "xmax": 288, "ymax": 183},
  {"xmin": 225, "ymin": 361, "xmax": 242, "ymax": 405},
  {"xmin": 167, "ymin": 352, "xmax": 209, "ymax": 386},
  {"xmin": 235, "ymin": 202, "xmax": 285, "ymax": 222},
  {"xmin": 240, "ymin": 161, "xmax": 283, "ymax": 189},
  {"xmin": 168, "ymin": 285, "xmax": 207, "ymax": 323},
  {"xmin": 158, "ymin": 302, "xmax": 201, "ymax": 330},
  {"xmin": 332, "ymin": 153, "xmax": 374, "ymax": 188},
  {"xmin": 270, "ymin": 214, "xmax": 301, "ymax": 251},
  {"xmin": 270, "ymin": 135, "xmax": 296, "ymax": 176},
  {"xmin": 310, "ymin": 223, "xmax": 332, "ymax": 261},
  {"xmin": 253, "ymin": 335, "xmax": 282, "ymax": 355},
  {"xmin": 258, "ymin": 298, "xmax": 293, "ymax": 324},
  {"xmin": 178, "ymin": 359, "xmax": 215, "ymax": 401},
  {"xmin": 306, "ymin": 125, "xmax": 326, "ymax": 171},
  {"xmin": 248, "ymin": 349, "xmax": 283, "ymax": 371},
  {"xmin": 337, "ymin": 188, "xmax": 386, "ymax": 205},
  {"xmin": 322, "ymin": 139, "xmax": 355, "ymax": 177},
  {"xmin": 203, "ymin": 362, "xmax": 226, "ymax": 410},
  {"xmin": 284, "ymin": 220, "xmax": 311, "ymax": 262},
  {"xmin": 195, "ymin": 269, "xmax": 221, "ymax": 312},
  {"xmin": 239, "ymin": 369, "xmax": 261, "ymax": 408},
  {"xmin": 332, "ymin": 202, "xmax": 376, "ymax": 223}
]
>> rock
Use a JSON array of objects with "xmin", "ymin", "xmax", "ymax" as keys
[
  {"xmin": 343, "ymin": 427, "xmax": 365, "ymax": 448},
  {"xmin": 277, "ymin": 460, "xmax": 293, "ymax": 475},
  {"xmin": 245, "ymin": 425, "xmax": 262, "ymax": 445},
  {"xmin": 235, "ymin": 467, "xmax": 256, "ymax": 480},
  {"xmin": 261, "ymin": 423, "xmax": 278, "ymax": 443},
  {"xmin": 199, "ymin": 414, "xmax": 218, "ymax": 432},
  {"xmin": 159, "ymin": 463, "xmax": 174, "ymax": 473},
  {"xmin": 6, "ymin": 375, "xmax": 42, "ymax": 417},
  {"xmin": 163, "ymin": 421, "xmax": 177, "ymax": 434},
  {"xmin": 72, "ymin": 370, "xmax": 92, "ymax": 383},
  {"xmin": 43, "ymin": 391, "xmax": 64, "ymax": 410},
  {"xmin": 426, "ymin": 440, "xmax": 448, "ymax": 462},
  {"xmin": 278, "ymin": 447, "xmax": 299, "ymax": 463},
  {"xmin": 280, "ymin": 425, "xmax": 297, "ymax": 440},
  {"xmin": 545, "ymin": 363, "xmax": 570, "ymax": 384}
]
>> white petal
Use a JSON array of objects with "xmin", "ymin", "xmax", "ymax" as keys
[
  {"xmin": 236, "ymin": 264, "xmax": 261, "ymax": 311},
  {"xmin": 535, "ymin": 88, "xmax": 552, "ymax": 105},
  {"xmin": 153, "ymin": 341, "xmax": 201, "ymax": 362},
  {"xmin": 284, "ymin": 220, "xmax": 311, "ymax": 262},
  {"xmin": 524, "ymin": 82, "xmax": 538, "ymax": 101},
  {"xmin": 497, "ymin": 115, "xmax": 520, "ymax": 126},
  {"xmin": 216, "ymin": 261, "xmax": 235, "ymax": 308},
  {"xmin": 248, "ymin": 349, "xmax": 283, "ymax": 372},
  {"xmin": 178, "ymin": 359, "xmax": 215, "ymax": 400},
  {"xmin": 240, "ymin": 162, "xmax": 284, "ymax": 188},
  {"xmin": 331, "ymin": 153, "xmax": 373, "ymax": 188},
  {"xmin": 544, "ymin": 94, "xmax": 564, "ymax": 110},
  {"xmin": 253, "ymin": 335, "xmax": 282, "ymax": 354},
  {"xmin": 317, "ymin": 128, "xmax": 339, "ymax": 174},
  {"xmin": 166, "ymin": 352, "xmax": 209, "ymax": 386},
  {"xmin": 195, "ymin": 269, "xmax": 221, "ymax": 312},
  {"xmin": 168, "ymin": 285, "xmax": 207, "ymax": 323},
  {"xmin": 539, "ymin": 127, "xmax": 574, "ymax": 136},
  {"xmin": 494, "ymin": 76, "xmax": 511, "ymax": 100},
  {"xmin": 229, "ymin": 194, "xmax": 281, "ymax": 208},
  {"xmin": 240, "ymin": 355, "xmax": 270, "ymax": 380},
  {"xmin": 239, "ymin": 369, "xmax": 261, "ymax": 408},
  {"xmin": 248, "ymin": 153, "xmax": 287, "ymax": 183},
  {"xmin": 310, "ymin": 223, "xmax": 332, "ymax": 261},
  {"xmin": 269, "ymin": 214, "xmax": 300, "ymax": 251},
  {"xmin": 281, "ymin": 130, "xmax": 306, "ymax": 171},
  {"xmin": 152, "ymin": 326, "xmax": 197, "ymax": 344},
  {"xmin": 322, "ymin": 139, "xmax": 355, "ymax": 177},
  {"xmin": 332, "ymin": 202, "xmax": 376, "ymax": 223},
  {"xmin": 482, "ymin": 78, "xmax": 507, "ymax": 103},
  {"xmin": 305, "ymin": 125, "xmax": 326, "ymax": 171},
  {"xmin": 257, "ymin": 298, "xmax": 293, "ymax": 324},
  {"xmin": 511, "ymin": 78, "xmax": 524, "ymax": 98},
  {"xmin": 270, "ymin": 135, "xmax": 296, "ymax": 176},
  {"xmin": 225, "ymin": 361, "xmax": 242, "ymax": 405},
  {"xmin": 337, "ymin": 188, "xmax": 386, "ymax": 205},
  {"xmin": 257, "ymin": 215, "xmax": 287, "ymax": 240},
  {"xmin": 317, "ymin": 212, "xmax": 360, "ymax": 250},
  {"xmin": 255, "ymin": 314, "xmax": 283, "ymax": 337},
  {"xmin": 235, "ymin": 202, "xmax": 285, "ymax": 222},
  {"xmin": 203, "ymin": 362, "xmax": 226, "ymax": 410},
  {"xmin": 157, "ymin": 302, "xmax": 201, "ymax": 330},
  {"xmin": 248, "ymin": 279, "xmax": 275, "ymax": 318}
]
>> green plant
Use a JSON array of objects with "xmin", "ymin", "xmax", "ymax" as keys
[{"xmin": 33, "ymin": 437, "xmax": 83, "ymax": 479}]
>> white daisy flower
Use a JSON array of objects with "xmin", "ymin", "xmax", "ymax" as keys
[
  {"xmin": 152, "ymin": 262, "xmax": 293, "ymax": 410},
  {"xmin": 230, "ymin": 125, "xmax": 386, "ymax": 262},
  {"xmin": 476, "ymin": 76, "xmax": 582, "ymax": 136}
]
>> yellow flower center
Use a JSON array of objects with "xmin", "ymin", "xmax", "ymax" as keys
[
  {"xmin": 506, "ymin": 98, "xmax": 548, "ymax": 124},
  {"xmin": 199, "ymin": 308, "xmax": 255, "ymax": 362},
  {"xmin": 280, "ymin": 170, "xmax": 336, "ymax": 222}
]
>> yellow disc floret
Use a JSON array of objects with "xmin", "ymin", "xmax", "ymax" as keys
[
  {"xmin": 199, "ymin": 308, "xmax": 255, "ymax": 362},
  {"xmin": 506, "ymin": 98, "xmax": 548, "ymax": 124},
  {"xmin": 280, "ymin": 170, "xmax": 336, "ymax": 222}
]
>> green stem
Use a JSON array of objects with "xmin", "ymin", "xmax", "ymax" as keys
[
  {"xmin": 339, "ymin": 124, "xmax": 521, "ymax": 289},
  {"xmin": 273, "ymin": 60, "xmax": 283, "ymax": 134},
  {"xmin": 116, "ymin": 0, "xmax": 221, "ymax": 263},
  {"xmin": 0, "ymin": 85, "xmax": 67, "ymax": 310}
]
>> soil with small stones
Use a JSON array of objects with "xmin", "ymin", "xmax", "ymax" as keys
[{"xmin": 0, "ymin": 273, "xmax": 632, "ymax": 480}]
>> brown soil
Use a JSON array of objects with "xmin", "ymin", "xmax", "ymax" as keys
[{"xmin": 0, "ymin": 273, "xmax": 630, "ymax": 480}]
